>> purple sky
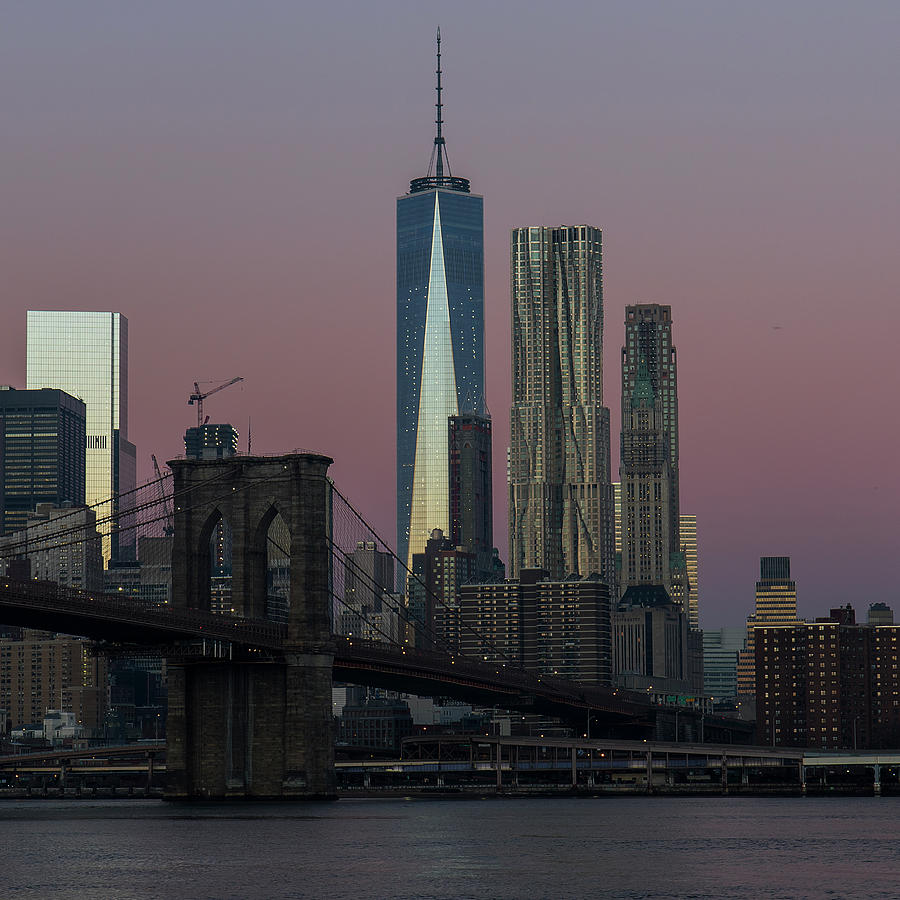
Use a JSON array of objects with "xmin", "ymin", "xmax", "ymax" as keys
[{"xmin": 1, "ymin": 2, "xmax": 898, "ymax": 626}]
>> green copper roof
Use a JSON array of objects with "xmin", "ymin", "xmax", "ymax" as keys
[{"xmin": 630, "ymin": 360, "xmax": 655, "ymax": 408}]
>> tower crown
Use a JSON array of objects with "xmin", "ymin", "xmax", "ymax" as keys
[{"xmin": 409, "ymin": 28, "xmax": 470, "ymax": 194}]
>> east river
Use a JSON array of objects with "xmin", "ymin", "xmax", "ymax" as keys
[{"xmin": 1, "ymin": 796, "xmax": 897, "ymax": 899}]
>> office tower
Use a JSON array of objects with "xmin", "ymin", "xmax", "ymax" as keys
[
  {"xmin": 449, "ymin": 413, "xmax": 493, "ymax": 579},
  {"xmin": 680, "ymin": 514, "xmax": 699, "ymax": 630},
  {"xmin": 0, "ymin": 386, "xmax": 86, "ymax": 537},
  {"xmin": 184, "ymin": 424, "xmax": 239, "ymax": 460},
  {"xmin": 702, "ymin": 627, "xmax": 746, "ymax": 704},
  {"xmin": 407, "ymin": 528, "xmax": 475, "ymax": 651},
  {"xmin": 613, "ymin": 592, "xmax": 690, "ymax": 689},
  {"xmin": 458, "ymin": 569, "xmax": 612, "ymax": 685},
  {"xmin": 509, "ymin": 225, "xmax": 614, "ymax": 586},
  {"xmin": 340, "ymin": 541, "xmax": 400, "ymax": 642},
  {"xmin": 397, "ymin": 32, "xmax": 485, "ymax": 572},
  {"xmin": 755, "ymin": 605, "xmax": 900, "ymax": 749},
  {"xmin": 868, "ymin": 603, "xmax": 894, "ymax": 626},
  {"xmin": 26, "ymin": 311, "xmax": 135, "ymax": 564},
  {"xmin": 0, "ymin": 503, "xmax": 103, "ymax": 592},
  {"xmin": 737, "ymin": 556, "xmax": 801, "ymax": 695},
  {"xmin": 619, "ymin": 305, "xmax": 681, "ymax": 606}
]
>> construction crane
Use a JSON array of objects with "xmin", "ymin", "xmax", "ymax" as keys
[
  {"xmin": 151, "ymin": 454, "xmax": 174, "ymax": 536},
  {"xmin": 188, "ymin": 377, "xmax": 243, "ymax": 429}
]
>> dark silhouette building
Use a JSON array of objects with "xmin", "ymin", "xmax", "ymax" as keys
[{"xmin": 449, "ymin": 413, "xmax": 493, "ymax": 579}]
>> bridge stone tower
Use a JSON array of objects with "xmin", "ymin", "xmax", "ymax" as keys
[{"xmin": 165, "ymin": 453, "xmax": 335, "ymax": 799}]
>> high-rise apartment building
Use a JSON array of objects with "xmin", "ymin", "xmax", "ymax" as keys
[
  {"xmin": 0, "ymin": 631, "xmax": 107, "ymax": 731},
  {"xmin": 680, "ymin": 514, "xmax": 699, "ymax": 630},
  {"xmin": 449, "ymin": 413, "xmax": 493, "ymax": 579},
  {"xmin": 619, "ymin": 305, "xmax": 682, "ymax": 604},
  {"xmin": 0, "ymin": 386, "xmax": 86, "ymax": 537},
  {"xmin": 508, "ymin": 225, "xmax": 614, "ymax": 586},
  {"xmin": 397, "ymin": 34, "xmax": 485, "ymax": 572},
  {"xmin": 459, "ymin": 569, "xmax": 612, "ymax": 685},
  {"xmin": 756, "ymin": 605, "xmax": 900, "ymax": 750},
  {"xmin": 737, "ymin": 556, "xmax": 802, "ymax": 695},
  {"xmin": 26, "ymin": 311, "xmax": 135, "ymax": 564}
]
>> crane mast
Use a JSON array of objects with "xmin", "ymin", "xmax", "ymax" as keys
[{"xmin": 188, "ymin": 377, "xmax": 244, "ymax": 429}]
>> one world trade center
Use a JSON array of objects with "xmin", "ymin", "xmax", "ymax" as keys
[{"xmin": 397, "ymin": 30, "xmax": 485, "ymax": 572}]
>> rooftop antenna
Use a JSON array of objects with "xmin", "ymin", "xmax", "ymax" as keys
[
  {"xmin": 435, "ymin": 26, "xmax": 445, "ymax": 181},
  {"xmin": 410, "ymin": 27, "xmax": 469, "ymax": 194}
]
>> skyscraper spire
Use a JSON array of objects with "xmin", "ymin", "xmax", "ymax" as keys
[
  {"xmin": 435, "ymin": 27, "xmax": 444, "ymax": 181},
  {"xmin": 409, "ymin": 28, "xmax": 470, "ymax": 194}
]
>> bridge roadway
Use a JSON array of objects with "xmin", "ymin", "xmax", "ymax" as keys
[{"xmin": 0, "ymin": 577, "xmax": 652, "ymax": 728}]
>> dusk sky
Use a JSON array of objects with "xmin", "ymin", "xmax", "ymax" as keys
[{"xmin": 1, "ymin": 2, "xmax": 897, "ymax": 626}]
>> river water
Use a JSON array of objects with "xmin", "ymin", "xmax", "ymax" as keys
[{"xmin": 1, "ymin": 796, "xmax": 896, "ymax": 899}]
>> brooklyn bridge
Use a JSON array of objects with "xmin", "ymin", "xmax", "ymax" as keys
[{"xmin": 0, "ymin": 453, "xmax": 752, "ymax": 799}]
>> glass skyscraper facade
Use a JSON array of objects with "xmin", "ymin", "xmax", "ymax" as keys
[
  {"xmin": 26, "ymin": 311, "xmax": 136, "ymax": 564},
  {"xmin": 396, "ymin": 36, "xmax": 485, "ymax": 572},
  {"xmin": 0, "ymin": 386, "xmax": 86, "ymax": 537}
]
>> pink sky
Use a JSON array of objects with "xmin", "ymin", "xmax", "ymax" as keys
[{"xmin": 1, "ymin": 2, "xmax": 898, "ymax": 626}]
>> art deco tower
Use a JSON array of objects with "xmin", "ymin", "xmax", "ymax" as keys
[
  {"xmin": 397, "ymin": 31, "xmax": 485, "ymax": 571},
  {"xmin": 508, "ymin": 226, "xmax": 615, "ymax": 585},
  {"xmin": 619, "ymin": 305, "xmax": 681, "ymax": 602}
]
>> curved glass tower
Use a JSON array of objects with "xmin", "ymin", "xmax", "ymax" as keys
[{"xmin": 397, "ymin": 31, "xmax": 484, "ymax": 572}]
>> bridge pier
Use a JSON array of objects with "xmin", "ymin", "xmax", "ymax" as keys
[
  {"xmin": 166, "ymin": 651, "xmax": 334, "ymax": 799},
  {"xmin": 165, "ymin": 453, "xmax": 336, "ymax": 800}
]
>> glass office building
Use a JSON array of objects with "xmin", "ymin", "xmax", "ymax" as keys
[
  {"xmin": 26, "ymin": 311, "xmax": 136, "ymax": 564},
  {"xmin": 396, "ymin": 35, "xmax": 485, "ymax": 572},
  {"xmin": 0, "ymin": 386, "xmax": 86, "ymax": 537}
]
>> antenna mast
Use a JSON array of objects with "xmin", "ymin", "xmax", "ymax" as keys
[{"xmin": 435, "ymin": 27, "xmax": 444, "ymax": 181}]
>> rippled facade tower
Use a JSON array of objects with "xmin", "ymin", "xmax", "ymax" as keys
[
  {"xmin": 508, "ymin": 226, "xmax": 615, "ymax": 585},
  {"xmin": 397, "ymin": 32, "xmax": 485, "ymax": 572}
]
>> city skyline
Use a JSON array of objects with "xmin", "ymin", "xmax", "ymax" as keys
[{"xmin": 0, "ymin": 3, "xmax": 898, "ymax": 625}]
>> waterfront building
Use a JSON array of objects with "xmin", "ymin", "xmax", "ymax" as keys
[
  {"xmin": 0, "ymin": 386, "xmax": 86, "ymax": 538},
  {"xmin": 459, "ymin": 569, "xmax": 612, "ymax": 685},
  {"xmin": 756, "ymin": 604, "xmax": 900, "ymax": 750},
  {"xmin": 0, "ymin": 631, "xmax": 107, "ymax": 731},
  {"xmin": 339, "ymin": 697, "xmax": 414, "ymax": 753},
  {"xmin": 508, "ymin": 225, "xmax": 614, "ymax": 586},
  {"xmin": 26, "ymin": 311, "xmax": 135, "ymax": 564},
  {"xmin": 397, "ymin": 32, "xmax": 485, "ymax": 572},
  {"xmin": 619, "ymin": 306, "xmax": 682, "ymax": 606}
]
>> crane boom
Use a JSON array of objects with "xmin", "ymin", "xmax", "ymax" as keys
[
  {"xmin": 188, "ymin": 377, "xmax": 244, "ymax": 428},
  {"xmin": 151, "ymin": 454, "xmax": 174, "ymax": 536}
]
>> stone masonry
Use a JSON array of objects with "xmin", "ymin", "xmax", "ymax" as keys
[{"xmin": 165, "ymin": 454, "xmax": 335, "ymax": 799}]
